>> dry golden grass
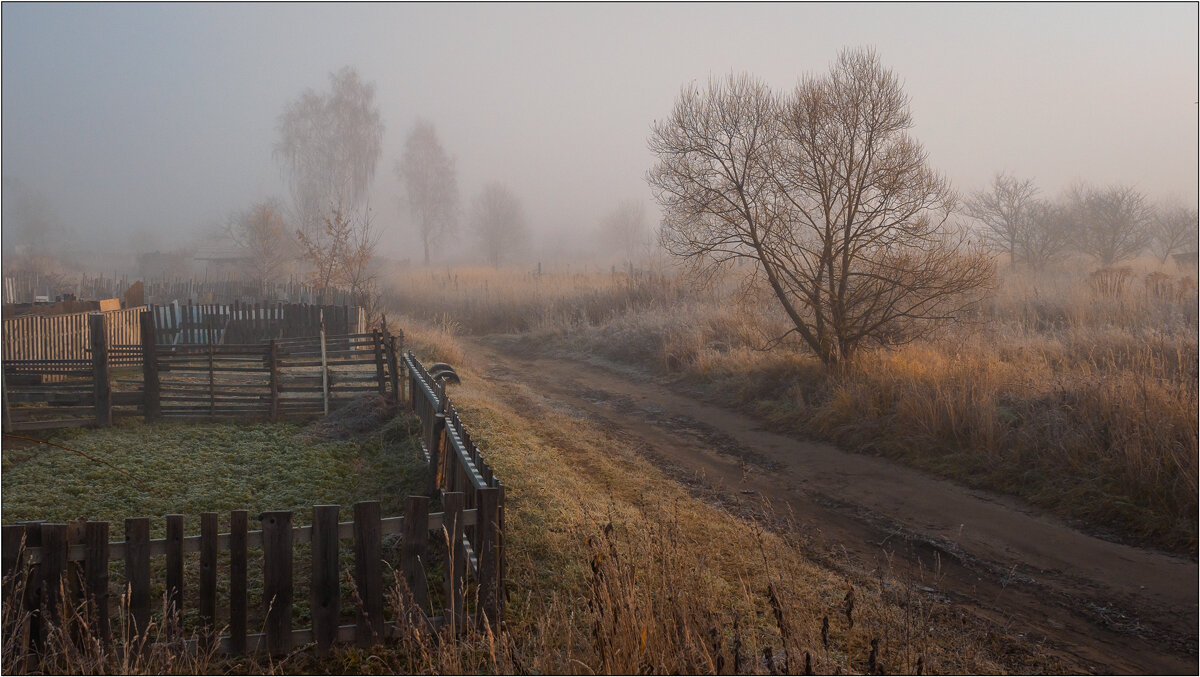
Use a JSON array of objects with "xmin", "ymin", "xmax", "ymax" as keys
[{"xmin": 386, "ymin": 258, "xmax": 1199, "ymax": 554}]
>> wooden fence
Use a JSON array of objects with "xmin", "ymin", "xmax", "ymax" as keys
[
  {"xmin": 1, "ymin": 353, "xmax": 505, "ymax": 657},
  {"xmin": 2, "ymin": 272, "xmax": 366, "ymax": 307},
  {"xmin": 150, "ymin": 302, "xmax": 364, "ymax": 346},
  {"xmin": 2, "ymin": 306, "xmax": 145, "ymax": 363},
  {"xmin": 2, "ymin": 312, "xmax": 398, "ymax": 432}
]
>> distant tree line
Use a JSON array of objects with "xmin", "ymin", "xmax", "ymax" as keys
[{"xmin": 967, "ymin": 174, "xmax": 1199, "ymax": 270}]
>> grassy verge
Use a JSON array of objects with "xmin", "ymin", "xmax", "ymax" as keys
[{"xmin": 370, "ymin": 323, "xmax": 1075, "ymax": 673}]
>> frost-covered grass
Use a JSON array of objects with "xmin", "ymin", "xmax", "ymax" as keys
[{"xmin": 1, "ymin": 416, "xmax": 427, "ymax": 532}]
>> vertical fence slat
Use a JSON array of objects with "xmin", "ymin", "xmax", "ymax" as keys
[
  {"xmin": 124, "ymin": 517, "xmax": 150, "ymax": 639},
  {"xmin": 353, "ymin": 500, "xmax": 383, "ymax": 647},
  {"xmin": 268, "ymin": 340, "xmax": 279, "ymax": 422},
  {"xmin": 442, "ymin": 492, "xmax": 466, "ymax": 634},
  {"xmin": 165, "ymin": 514, "xmax": 184, "ymax": 628},
  {"xmin": 84, "ymin": 521, "xmax": 111, "ymax": 645},
  {"xmin": 2, "ymin": 524, "xmax": 27, "ymax": 605},
  {"xmin": 402, "ymin": 496, "xmax": 430, "ymax": 617},
  {"xmin": 39, "ymin": 524, "xmax": 67, "ymax": 629},
  {"xmin": 261, "ymin": 510, "xmax": 293, "ymax": 655},
  {"xmin": 476, "ymin": 487, "xmax": 501, "ymax": 627},
  {"xmin": 229, "ymin": 509, "xmax": 248, "ymax": 655},
  {"xmin": 89, "ymin": 313, "xmax": 111, "ymax": 426},
  {"xmin": 311, "ymin": 505, "xmax": 340, "ymax": 657},
  {"xmin": 140, "ymin": 310, "xmax": 160, "ymax": 420},
  {"xmin": 199, "ymin": 512, "xmax": 218, "ymax": 634}
]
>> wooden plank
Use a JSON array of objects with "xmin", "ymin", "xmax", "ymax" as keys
[
  {"xmin": 165, "ymin": 514, "xmax": 184, "ymax": 629},
  {"xmin": 85, "ymin": 521, "xmax": 111, "ymax": 645},
  {"xmin": 373, "ymin": 330, "xmax": 386, "ymax": 397},
  {"xmin": 427, "ymin": 414, "xmax": 447, "ymax": 498},
  {"xmin": 353, "ymin": 501, "xmax": 384, "ymax": 647},
  {"xmin": 1, "ymin": 525, "xmax": 27, "ymax": 607},
  {"xmin": 140, "ymin": 311, "xmax": 160, "ymax": 420},
  {"xmin": 89, "ymin": 313, "xmax": 111, "ymax": 426},
  {"xmin": 442, "ymin": 492, "xmax": 466, "ymax": 635},
  {"xmin": 401, "ymin": 496, "xmax": 430, "ymax": 617},
  {"xmin": 261, "ymin": 510, "xmax": 293, "ymax": 656},
  {"xmin": 229, "ymin": 510, "xmax": 248, "ymax": 655},
  {"xmin": 268, "ymin": 340, "xmax": 279, "ymax": 422},
  {"xmin": 124, "ymin": 518, "xmax": 150, "ymax": 639},
  {"xmin": 199, "ymin": 513, "xmax": 218, "ymax": 635},
  {"xmin": 310, "ymin": 505, "xmax": 340, "ymax": 657},
  {"xmin": 39, "ymin": 524, "xmax": 68, "ymax": 627},
  {"xmin": 386, "ymin": 331, "xmax": 401, "ymax": 409},
  {"xmin": 476, "ymin": 487, "xmax": 502, "ymax": 626}
]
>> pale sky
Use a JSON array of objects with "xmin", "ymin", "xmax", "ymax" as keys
[{"xmin": 2, "ymin": 2, "xmax": 1197, "ymax": 261}]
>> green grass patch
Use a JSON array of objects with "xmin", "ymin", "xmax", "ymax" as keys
[{"xmin": 2, "ymin": 415, "xmax": 428, "ymax": 533}]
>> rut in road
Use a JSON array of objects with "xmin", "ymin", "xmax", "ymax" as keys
[{"xmin": 469, "ymin": 336, "xmax": 1198, "ymax": 675}]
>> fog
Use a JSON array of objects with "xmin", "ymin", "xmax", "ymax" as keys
[{"xmin": 2, "ymin": 2, "xmax": 1196, "ymax": 267}]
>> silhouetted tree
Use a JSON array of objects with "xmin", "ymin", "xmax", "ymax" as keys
[
  {"xmin": 471, "ymin": 182, "xmax": 528, "ymax": 266},
  {"xmin": 274, "ymin": 67, "xmax": 384, "ymax": 237},
  {"xmin": 397, "ymin": 120, "xmax": 459, "ymax": 264},
  {"xmin": 1148, "ymin": 203, "xmax": 1199, "ymax": 264},
  {"xmin": 966, "ymin": 173, "xmax": 1040, "ymax": 266},
  {"xmin": 1069, "ymin": 184, "xmax": 1152, "ymax": 266},
  {"xmin": 227, "ymin": 199, "xmax": 294, "ymax": 284},
  {"xmin": 649, "ymin": 49, "xmax": 992, "ymax": 366},
  {"xmin": 602, "ymin": 199, "xmax": 651, "ymax": 263}
]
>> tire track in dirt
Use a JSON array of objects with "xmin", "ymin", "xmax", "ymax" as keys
[{"xmin": 469, "ymin": 336, "xmax": 1197, "ymax": 674}]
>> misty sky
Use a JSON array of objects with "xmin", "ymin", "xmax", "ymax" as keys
[{"xmin": 2, "ymin": 2, "xmax": 1197, "ymax": 260}]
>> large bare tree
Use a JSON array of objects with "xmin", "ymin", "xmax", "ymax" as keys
[
  {"xmin": 274, "ymin": 67, "xmax": 384, "ymax": 237},
  {"xmin": 649, "ymin": 49, "xmax": 992, "ymax": 366},
  {"xmin": 471, "ymin": 182, "xmax": 529, "ymax": 266},
  {"xmin": 966, "ymin": 173, "xmax": 1040, "ymax": 266},
  {"xmin": 397, "ymin": 120, "xmax": 459, "ymax": 264},
  {"xmin": 1069, "ymin": 184, "xmax": 1152, "ymax": 266}
]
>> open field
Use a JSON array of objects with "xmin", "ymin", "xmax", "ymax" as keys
[{"xmin": 385, "ymin": 260, "xmax": 1200, "ymax": 555}]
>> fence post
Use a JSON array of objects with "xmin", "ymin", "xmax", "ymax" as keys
[
  {"xmin": 476, "ymin": 487, "xmax": 502, "ymax": 627},
  {"xmin": 39, "ymin": 524, "xmax": 67, "ymax": 632},
  {"xmin": 311, "ymin": 505, "xmax": 340, "ymax": 657},
  {"xmin": 320, "ymin": 310, "xmax": 329, "ymax": 416},
  {"xmin": 261, "ymin": 511, "xmax": 294, "ymax": 656},
  {"xmin": 373, "ymin": 329, "xmax": 386, "ymax": 397},
  {"xmin": 229, "ymin": 510, "xmax": 248, "ymax": 655},
  {"xmin": 124, "ymin": 518, "xmax": 150, "ymax": 642},
  {"xmin": 1, "ymin": 525, "xmax": 27, "ymax": 612},
  {"xmin": 199, "ymin": 512, "xmax": 218, "ymax": 641},
  {"xmin": 384, "ymin": 329, "xmax": 400, "ymax": 410},
  {"xmin": 268, "ymin": 339, "xmax": 280, "ymax": 422},
  {"xmin": 353, "ymin": 501, "xmax": 384, "ymax": 647},
  {"xmin": 139, "ymin": 311, "xmax": 160, "ymax": 421},
  {"xmin": 442, "ymin": 492, "xmax": 466, "ymax": 635},
  {"xmin": 89, "ymin": 313, "xmax": 111, "ymax": 427},
  {"xmin": 401, "ymin": 496, "xmax": 430, "ymax": 618},
  {"xmin": 165, "ymin": 514, "xmax": 184, "ymax": 631},
  {"xmin": 84, "ymin": 521, "xmax": 111, "ymax": 646},
  {"xmin": 426, "ymin": 413, "xmax": 447, "ymax": 499}
]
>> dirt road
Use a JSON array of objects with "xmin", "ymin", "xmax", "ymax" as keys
[{"xmin": 471, "ymin": 336, "xmax": 1198, "ymax": 674}]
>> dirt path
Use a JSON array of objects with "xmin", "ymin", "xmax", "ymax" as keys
[{"xmin": 470, "ymin": 336, "xmax": 1197, "ymax": 674}]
